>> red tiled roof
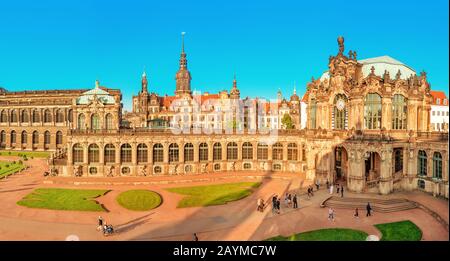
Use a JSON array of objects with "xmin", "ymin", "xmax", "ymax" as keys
[
  {"xmin": 301, "ymin": 92, "xmax": 309, "ymax": 102},
  {"xmin": 430, "ymin": 91, "xmax": 448, "ymax": 106},
  {"xmin": 160, "ymin": 94, "xmax": 221, "ymax": 108}
]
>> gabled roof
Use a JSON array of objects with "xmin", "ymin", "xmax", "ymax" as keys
[{"xmin": 430, "ymin": 91, "xmax": 448, "ymax": 105}]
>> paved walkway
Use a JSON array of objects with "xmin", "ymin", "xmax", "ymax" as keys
[{"xmin": 0, "ymin": 157, "xmax": 448, "ymax": 241}]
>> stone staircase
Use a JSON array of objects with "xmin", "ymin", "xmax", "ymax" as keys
[{"xmin": 322, "ymin": 196, "xmax": 417, "ymax": 213}]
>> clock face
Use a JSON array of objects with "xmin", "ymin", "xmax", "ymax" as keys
[{"xmin": 336, "ymin": 98, "xmax": 345, "ymax": 111}]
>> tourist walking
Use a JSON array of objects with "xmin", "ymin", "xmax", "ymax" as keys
[
  {"xmin": 272, "ymin": 196, "xmax": 277, "ymax": 214},
  {"xmin": 354, "ymin": 208, "xmax": 359, "ymax": 218},
  {"xmin": 336, "ymin": 184, "xmax": 340, "ymax": 194},
  {"xmin": 97, "ymin": 216, "xmax": 103, "ymax": 231},
  {"xmin": 293, "ymin": 194, "xmax": 298, "ymax": 209},
  {"xmin": 326, "ymin": 180, "xmax": 329, "ymax": 189},
  {"xmin": 276, "ymin": 198, "xmax": 281, "ymax": 214},
  {"xmin": 287, "ymin": 194, "xmax": 292, "ymax": 208},
  {"xmin": 284, "ymin": 193, "xmax": 289, "ymax": 207},
  {"xmin": 310, "ymin": 186, "xmax": 314, "ymax": 196},
  {"xmin": 366, "ymin": 202, "xmax": 372, "ymax": 217},
  {"xmin": 193, "ymin": 233, "xmax": 199, "ymax": 241},
  {"xmin": 315, "ymin": 180, "xmax": 320, "ymax": 190},
  {"xmin": 329, "ymin": 184, "xmax": 334, "ymax": 194},
  {"xmin": 328, "ymin": 208, "xmax": 335, "ymax": 221},
  {"xmin": 341, "ymin": 186, "xmax": 344, "ymax": 198}
]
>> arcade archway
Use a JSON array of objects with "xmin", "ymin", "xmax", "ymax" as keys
[
  {"xmin": 334, "ymin": 146, "xmax": 348, "ymax": 182},
  {"xmin": 364, "ymin": 151, "xmax": 381, "ymax": 182}
]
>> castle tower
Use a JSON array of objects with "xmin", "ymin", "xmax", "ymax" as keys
[
  {"xmin": 141, "ymin": 71, "xmax": 148, "ymax": 93},
  {"xmin": 230, "ymin": 74, "xmax": 240, "ymax": 99},
  {"xmin": 175, "ymin": 32, "xmax": 192, "ymax": 97}
]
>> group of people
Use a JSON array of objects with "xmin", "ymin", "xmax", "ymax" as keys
[
  {"xmin": 329, "ymin": 202, "xmax": 373, "ymax": 221},
  {"xmin": 97, "ymin": 216, "xmax": 114, "ymax": 236},
  {"xmin": 326, "ymin": 181, "xmax": 344, "ymax": 197}
]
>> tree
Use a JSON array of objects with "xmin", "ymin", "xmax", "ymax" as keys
[{"xmin": 281, "ymin": 113, "xmax": 294, "ymax": 129}]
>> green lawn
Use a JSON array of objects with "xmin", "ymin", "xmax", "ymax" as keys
[
  {"xmin": 167, "ymin": 182, "xmax": 261, "ymax": 208},
  {"xmin": 266, "ymin": 228, "xmax": 368, "ymax": 241},
  {"xmin": 375, "ymin": 220, "xmax": 422, "ymax": 241},
  {"xmin": 0, "ymin": 150, "xmax": 50, "ymax": 158},
  {"xmin": 116, "ymin": 190, "xmax": 162, "ymax": 211},
  {"xmin": 17, "ymin": 188, "xmax": 109, "ymax": 212},
  {"xmin": 0, "ymin": 161, "xmax": 26, "ymax": 178}
]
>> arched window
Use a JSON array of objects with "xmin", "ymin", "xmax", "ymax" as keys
[
  {"xmin": 0, "ymin": 110, "xmax": 7, "ymax": 122},
  {"xmin": 21, "ymin": 131, "xmax": 27, "ymax": 144},
  {"xmin": 44, "ymin": 109, "xmax": 52, "ymax": 123},
  {"xmin": 68, "ymin": 109, "xmax": 73, "ymax": 123},
  {"xmin": 273, "ymin": 142, "xmax": 283, "ymax": 160},
  {"xmin": 257, "ymin": 143, "xmax": 268, "ymax": 160},
  {"xmin": 392, "ymin": 94, "xmax": 407, "ymax": 130},
  {"xmin": 213, "ymin": 142, "xmax": 222, "ymax": 161},
  {"xmin": 105, "ymin": 113, "xmax": 113, "ymax": 130},
  {"xmin": 137, "ymin": 143, "xmax": 148, "ymax": 163},
  {"xmin": 56, "ymin": 109, "xmax": 64, "ymax": 123},
  {"xmin": 10, "ymin": 110, "xmax": 18, "ymax": 123},
  {"xmin": 88, "ymin": 144, "xmax": 100, "ymax": 163},
  {"xmin": 184, "ymin": 143, "xmax": 194, "ymax": 162},
  {"xmin": 78, "ymin": 114, "xmax": 86, "ymax": 130},
  {"xmin": 287, "ymin": 143, "xmax": 298, "ymax": 161},
  {"xmin": 32, "ymin": 131, "xmax": 39, "ymax": 144},
  {"xmin": 153, "ymin": 143, "xmax": 163, "ymax": 163},
  {"xmin": 44, "ymin": 131, "xmax": 51, "ymax": 145},
  {"xmin": 32, "ymin": 110, "xmax": 40, "ymax": 123},
  {"xmin": 417, "ymin": 150, "xmax": 427, "ymax": 177},
  {"xmin": 364, "ymin": 93, "xmax": 382, "ymax": 129},
  {"xmin": 121, "ymin": 143, "xmax": 132, "ymax": 163},
  {"xmin": 242, "ymin": 142, "xmax": 253, "ymax": 160},
  {"xmin": 91, "ymin": 114, "xmax": 100, "ymax": 130},
  {"xmin": 169, "ymin": 143, "xmax": 179, "ymax": 163},
  {"xmin": 0, "ymin": 130, "xmax": 5, "ymax": 144},
  {"xmin": 104, "ymin": 144, "xmax": 116, "ymax": 163},
  {"xmin": 56, "ymin": 131, "xmax": 63, "ymax": 145},
  {"xmin": 227, "ymin": 142, "xmax": 238, "ymax": 160},
  {"xmin": 21, "ymin": 110, "xmax": 29, "ymax": 123},
  {"xmin": 309, "ymin": 98, "xmax": 317, "ymax": 129},
  {"xmin": 394, "ymin": 148, "xmax": 403, "ymax": 173},
  {"xmin": 199, "ymin": 143, "xmax": 208, "ymax": 161},
  {"xmin": 73, "ymin": 143, "xmax": 84, "ymax": 163},
  {"xmin": 333, "ymin": 94, "xmax": 347, "ymax": 130},
  {"xmin": 433, "ymin": 152, "xmax": 442, "ymax": 179},
  {"xmin": 10, "ymin": 130, "xmax": 16, "ymax": 144}
]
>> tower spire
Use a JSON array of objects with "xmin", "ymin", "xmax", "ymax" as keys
[
  {"xmin": 141, "ymin": 69, "xmax": 148, "ymax": 93},
  {"xmin": 175, "ymin": 32, "xmax": 192, "ymax": 97}
]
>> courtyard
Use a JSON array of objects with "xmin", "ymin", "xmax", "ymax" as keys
[{"xmin": 0, "ymin": 155, "xmax": 448, "ymax": 241}]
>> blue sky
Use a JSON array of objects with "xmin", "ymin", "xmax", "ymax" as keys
[{"xmin": 0, "ymin": 0, "xmax": 448, "ymax": 111}]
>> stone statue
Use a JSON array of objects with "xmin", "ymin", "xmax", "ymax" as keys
[
  {"xmin": 348, "ymin": 50, "xmax": 353, "ymax": 59},
  {"xmin": 201, "ymin": 163, "xmax": 208, "ymax": 173},
  {"xmin": 353, "ymin": 51, "xmax": 357, "ymax": 60},
  {"xmin": 231, "ymin": 162, "xmax": 236, "ymax": 171},
  {"xmin": 337, "ymin": 36, "xmax": 344, "ymax": 54},
  {"xmin": 140, "ymin": 165, "xmax": 147, "ymax": 176},
  {"xmin": 107, "ymin": 166, "xmax": 114, "ymax": 177},
  {"xmin": 174, "ymin": 164, "xmax": 179, "ymax": 175},
  {"xmin": 50, "ymin": 167, "xmax": 58, "ymax": 177}
]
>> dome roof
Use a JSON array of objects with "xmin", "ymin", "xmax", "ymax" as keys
[
  {"xmin": 290, "ymin": 93, "xmax": 299, "ymax": 101},
  {"xmin": 320, "ymin": 55, "xmax": 416, "ymax": 81},
  {"xmin": 76, "ymin": 81, "xmax": 116, "ymax": 105}
]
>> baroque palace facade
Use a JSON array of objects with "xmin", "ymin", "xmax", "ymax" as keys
[{"xmin": 0, "ymin": 36, "xmax": 448, "ymax": 198}]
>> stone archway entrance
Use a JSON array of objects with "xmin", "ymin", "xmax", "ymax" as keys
[
  {"xmin": 364, "ymin": 151, "xmax": 381, "ymax": 182},
  {"xmin": 334, "ymin": 146, "xmax": 348, "ymax": 182}
]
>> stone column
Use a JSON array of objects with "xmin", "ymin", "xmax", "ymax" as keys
[
  {"xmin": 347, "ymin": 149, "xmax": 365, "ymax": 193},
  {"xmin": 379, "ymin": 149, "xmax": 393, "ymax": 195},
  {"xmin": 427, "ymin": 149, "xmax": 433, "ymax": 178},
  {"xmin": 179, "ymin": 142, "xmax": 184, "ymax": 163},
  {"xmin": 99, "ymin": 143, "xmax": 105, "ymax": 164},
  {"xmin": 147, "ymin": 142, "xmax": 153, "ymax": 164},
  {"xmin": 115, "ymin": 143, "xmax": 121, "ymax": 164},
  {"xmin": 193, "ymin": 142, "xmax": 199, "ymax": 162}
]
